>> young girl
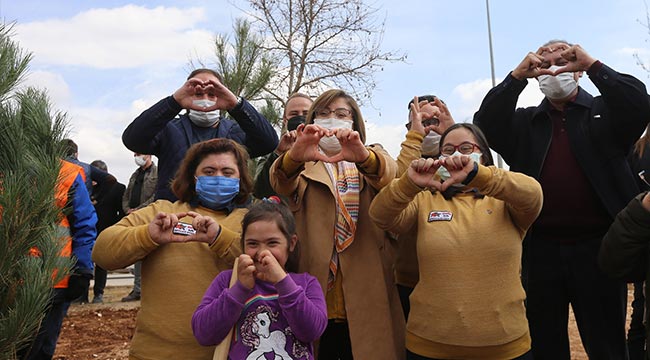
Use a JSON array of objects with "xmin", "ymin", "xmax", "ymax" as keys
[{"xmin": 192, "ymin": 201, "xmax": 327, "ymax": 360}]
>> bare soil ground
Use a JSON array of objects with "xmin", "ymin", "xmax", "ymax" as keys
[{"xmin": 53, "ymin": 285, "xmax": 635, "ymax": 359}]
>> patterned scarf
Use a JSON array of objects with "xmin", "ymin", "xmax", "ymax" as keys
[{"xmin": 324, "ymin": 161, "xmax": 360, "ymax": 290}]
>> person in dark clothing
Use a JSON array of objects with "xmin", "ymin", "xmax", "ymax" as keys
[
  {"xmin": 89, "ymin": 160, "xmax": 125, "ymax": 304},
  {"xmin": 253, "ymin": 93, "xmax": 312, "ymax": 201},
  {"xmin": 61, "ymin": 138, "xmax": 116, "ymax": 193},
  {"xmin": 473, "ymin": 40, "xmax": 650, "ymax": 359},
  {"xmin": 600, "ymin": 191, "xmax": 650, "ymax": 360},
  {"xmin": 122, "ymin": 68, "xmax": 278, "ymax": 202},
  {"xmin": 121, "ymin": 153, "xmax": 158, "ymax": 302},
  {"xmin": 625, "ymin": 124, "xmax": 650, "ymax": 360}
]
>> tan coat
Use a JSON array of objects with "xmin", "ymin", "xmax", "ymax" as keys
[{"xmin": 270, "ymin": 145, "xmax": 405, "ymax": 360}]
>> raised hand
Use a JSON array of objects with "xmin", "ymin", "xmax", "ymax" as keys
[
  {"xmin": 185, "ymin": 211, "xmax": 222, "ymax": 244},
  {"xmin": 254, "ymin": 250, "xmax": 287, "ymax": 284},
  {"xmin": 511, "ymin": 47, "xmax": 556, "ymax": 80},
  {"xmin": 407, "ymin": 158, "xmax": 441, "ymax": 189},
  {"xmin": 327, "ymin": 128, "xmax": 370, "ymax": 163},
  {"xmin": 148, "ymin": 211, "xmax": 186, "ymax": 244},
  {"xmin": 237, "ymin": 254, "xmax": 256, "ymax": 290},
  {"xmin": 276, "ymin": 130, "xmax": 298, "ymax": 155},
  {"xmin": 408, "ymin": 96, "xmax": 432, "ymax": 135},
  {"xmin": 286, "ymin": 124, "xmax": 332, "ymax": 163},
  {"xmin": 437, "ymin": 154, "xmax": 476, "ymax": 190},
  {"xmin": 551, "ymin": 44, "xmax": 597, "ymax": 75},
  {"xmin": 172, "ymin": 77, "xmax": 238, "ymax": 112},
  {"xmin": 428, "ymin": 97, "xmax": 455, "ymax": 135}
]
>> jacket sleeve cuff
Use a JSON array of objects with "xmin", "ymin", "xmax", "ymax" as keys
[
  {"xmin": 356, "ymin": 149, "xmax": 379, "ymax": 174},
  {"xmin": 586, "ymin": 60, "xmax": 603, "ymax": 77},
  {"xmin": 165, "ymin": 95, "xmax": 184, "ymax": 113},
  {"xmin": 465, "ymin": 163, "xmax": 491, "ymax": 188},
  {"xmin": 209, "ymin": 225, "xmax": 239, "ymax": 256},
  {"xmin": 280, "ymin": 152, "xmax": 304, "ymax": 176}
]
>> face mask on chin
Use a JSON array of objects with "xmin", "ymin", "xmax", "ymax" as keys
[
  {"xmin": 188, "ymin": 99, "xmax": 220, "ymax": 127},
  {"xmin": 313, "ymin": 118, "xmax": 353, "ymax": 156},
  {"xmin": 537, "ymin": 65, "xmax": 578, "ymax": 100}
]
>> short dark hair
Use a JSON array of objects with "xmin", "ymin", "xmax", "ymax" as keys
[
  {"xmin": 90, "ymin": 160, "xmax": 107, "ymax": 172},
  {"xmin": 61, "ymin": 139, "xmax": 78, "ymax": 158},
  {"xmin": 187, "ymin": 68, "xmax": 224, "ymax": 83},
  {"xmin": 171, "ymin": 138, "xmax": 252, "ymax": 204},
  {"xmin": 406, "ymin": 95, "xmax": 445, "ymax": 110},
  {"xmin": 240, "ymin": 201, "xmax": 300, "ymax": 273},
  {"xmin": 440, "ymin": 123, "xmax": 494, "ymax": 166}
]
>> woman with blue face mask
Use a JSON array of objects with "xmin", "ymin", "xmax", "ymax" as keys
[
  {"xmin": 369, "ymin": 123, "xmax": 543, "ymax": 360},
  {"xmin": 92, "ymin": 138, "xmax": 253, "ymax": 360}
]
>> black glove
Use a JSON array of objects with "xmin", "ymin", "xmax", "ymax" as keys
[{"xmin": 64, "ymin": 272, "xmax": 91, "ymax": 302}]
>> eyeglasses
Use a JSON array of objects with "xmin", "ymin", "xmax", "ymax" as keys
[
  {"xmin": 440, "ymin": 142, "xmax": 481, "ymax": 156},
  {"xmin": 315, "ymin": 108, "xmax": 353, "ymax": 120}
]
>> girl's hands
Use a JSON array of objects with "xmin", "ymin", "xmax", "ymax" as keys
[
  {"xmin": 237, "ymin": 254, "xmax": 257, "ymax": 290},
  {"xmin": 236, "ymin": 251, "xmax": 287, "ymax": 290},
  {"xmin": 254, "ymin": 250, "xmax": 288, "ymax": 284}
]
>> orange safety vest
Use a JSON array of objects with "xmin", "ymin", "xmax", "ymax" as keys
[{"xmin": 28, "ymin": 160, "xmax": 86, "ymax": 288}]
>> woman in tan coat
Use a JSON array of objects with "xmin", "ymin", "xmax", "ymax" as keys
[{"xmin": 270, "ymin": 89, "xmax": 405, "ymax": 359}]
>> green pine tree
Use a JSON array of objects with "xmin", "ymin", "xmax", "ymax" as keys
[{"xmin": 0, "ymin": 22, "xmax": 72, "ymax": 359}]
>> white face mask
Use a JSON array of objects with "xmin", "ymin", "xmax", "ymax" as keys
[
  {"xmin": 134, "ymin": 155, "xmax": 147, "ymax": 167},
  {"xmin": 313, "ymin": 118, "xmax": 353, "ymax": 156},
  {"xmin": 188, "ymin": 99, "xmax": 220, "ymax": 127},
  {"xmin": 436, "ymin": 151, "xmax": 482, "ymax": 182},
  {"xmin": 421, "ymin": 132, "xmax": 441, "ymax": 157},
  {"xmin": 537, "ymin": 65, "xmax": 578, "ymax": 100}
]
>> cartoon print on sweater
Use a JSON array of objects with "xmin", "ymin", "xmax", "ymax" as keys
[{"xmin": 239, "ymin": 304, "xmax": 309, "ymax": 359}]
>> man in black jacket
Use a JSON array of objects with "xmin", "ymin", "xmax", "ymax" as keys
[{"xmin": 473, "ymin": 40, "xmax": 650, "ymax": 359}]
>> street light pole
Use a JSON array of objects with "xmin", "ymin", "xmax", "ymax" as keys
[{"xmin": 485, "ymin": 0, "xmax": 504, "ymax": 168}]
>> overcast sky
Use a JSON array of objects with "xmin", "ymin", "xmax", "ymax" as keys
[{"xmin": 3, "ymin": 0, "xmax": 650, "ymax": 183}]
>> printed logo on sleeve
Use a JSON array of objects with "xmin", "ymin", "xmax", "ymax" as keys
[{"xmin": 428, "ymin": 211, "xmax": 452, "ymax": 222}]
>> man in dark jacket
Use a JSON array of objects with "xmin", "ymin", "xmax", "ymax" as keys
[
  {"xmin": 122, "ymin": 68, "xmax": 278, "ymax": 201},
  {"xmin": 600, "ymin": 192, "xmax": 650, "ymax": 359},
  {"xmin": 473, "ymin": 40, "xmax": 650, "ymax": 359}
]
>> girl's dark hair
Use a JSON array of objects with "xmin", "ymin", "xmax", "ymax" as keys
[
  {"xmin": 240, "ymin": 201, "xmax": 300, "ymax": 273},
  {"xmin": 440, "ymin": 123, "xmax": 494, "ymax": 166},
  {"xmin": 171, "ymin": 138, "xmax": 252, "ymax": 204}
]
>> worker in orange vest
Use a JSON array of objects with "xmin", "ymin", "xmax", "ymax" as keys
[{"xmin": 20, "ymin": 159, "xmax": 97, "ymax": 360}]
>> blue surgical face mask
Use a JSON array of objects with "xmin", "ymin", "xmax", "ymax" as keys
[
  {"xmin": 436, "ymin": 151, "xmax": 482, "ymax": 181},
  {"xmin": 195, "ymin": 175, "xmax": 240, "ymax": 210}
]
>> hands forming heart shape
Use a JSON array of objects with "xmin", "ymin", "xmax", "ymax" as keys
[
  {"xmin": 173, "ymin": 77, "xmax": 239, "ymax": 112},
  {"xmin": 512, "ymin": 43, "xmax": 597, "ymax": 80},
  {"xmin": 407, "ymin": 155, "xmax": 476, "ymax": 192},
  {"xmin": 286, "ymin": 124, "xmax": 370, "ymax": 164}
]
